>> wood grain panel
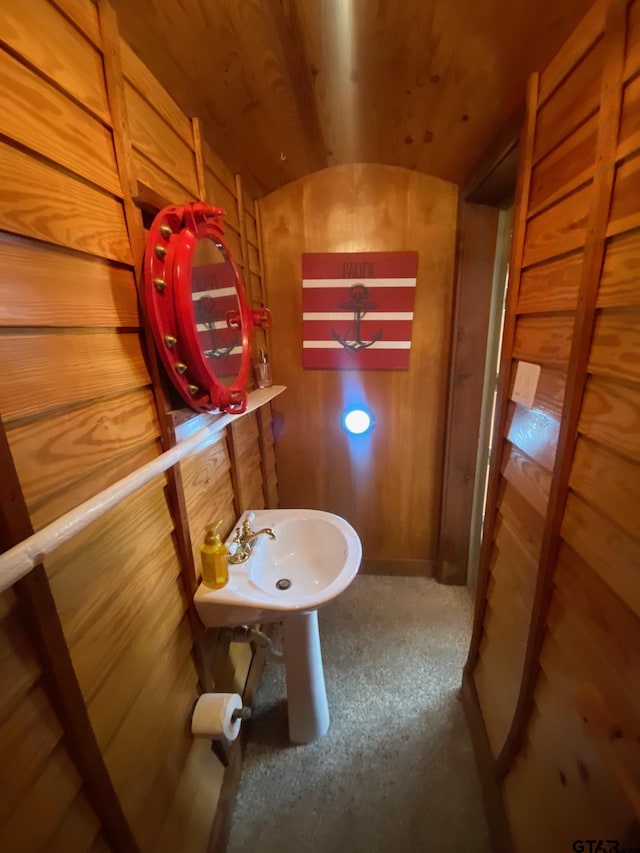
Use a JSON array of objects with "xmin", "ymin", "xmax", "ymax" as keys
[
  {"xmin": 125, "ymin": 81, "xmax": 199, "ymax": 196},
  {"xmin": 598, "ymin": 227, "xmax": 640, "ymax": 307},
  {"xmin": 245, "ymin": 210, "xmax": 258, "ymax": 247},
  {"xmin": 534, "ymin": 37, "xmax": 603, "ymax": 161},
  {"xmin": 0, "ymin": 234, "xmax": 138, "ymax": 328},
  {"xmin": 85, "ymin": 576, "xmax": 185, "ymax": 752},
  {"xmin": 202, "ymin": 140, "xmax": 236, "ymax": 197},
  {"xmin": 0, "ymin": 142, "xmax": 131, "ymax": 264},
  {"xmin": 50, "ymin": 0, "xmax": 101, "ymax": 45},
  {"xmin": 7, "ymin": 389, "xmax": 158, "ymax": 509},
  {"xmin": 529, "ymin": 112, "xmax": 597, "ymax": 215},
  {"xmin": 0, "ymin": 742, "xmax": 82, "ymax": 852},
  {"xmin": 155, "ymin": 739, "xmax": 223, "ymax": 853},
  {"xmin": 570, "ymin": 435, "xmax": 640, "ymax": 544},
  {"xmin": 0, "ymin": 0, "xmax": 109, "ymax": 121},
  {"xmin": 120, "ymin": 39, "xmax": 194, "ymax": 149},
  {"xmin": 29, "ymin": 439, "xmax": 160, "ymax": 531},
  {"xmin": 513, "ymin": 315, "xmax": 574, "ymax": 366},
  {"xmin": 579, "ymin": 374, "xmax": 640, "ymax": 460},
  {"xmin": 0, "ymin": 686, "xmax": 63, "ymax": 824},
  {"xmin": 45, "ymin": 790, "xmax": 102, "ymax": 853},
  {"xmin": 45, "ymin": 481, "xmax": 175, "ymax": 645},
  {"xmin": 608, "ymin": 153, "xmax": 640, "ymax": 236},
  {"xmin": 229, "ymin": 414, "xmax": 265, "ymax": 513},
  {"xmin": 260, "ymin": 163, "xmax": 458, "ymax": 564},
  {"xmin": 625, "ymin": 0, "xmax": 640, "ymax": 78},
  {"xmin": 493, "ymin": 507, "xmax": 543, "ymax": 603},
  {"xmin": 517, "ymin": 252, "xmax": 583, "ymax": 314},
  {"xmin": 500, "ymin": 446, "xmax": 552, "ymax": 517},
  {"xmin": 180, "ymin": 438, "xmax": 237, "ymax": 579},
  {"xmin": 522, "ymin": 184, "xmax": 591, "ymax": 266},
  {"xmin": 504, "ymin": 657, "xmax": 636, "ymax": 853},
  {"xmin": 618, "ymin": 73, "xmax": 640, "ymax": 159},
  {"xmin": 0, "ymin": 592, "xmax": 40, "ymax": 723},
  {"xmin": 475, "ymin": 603, "xmax": 530, "ymax": 755},
  {"xmin": 102, "ymin": 621, "xmax": 196, "ymax": 836},
  {"xmin": 224, "ymin": 226, "xmax": 244, "ymax": 271},
  {"xmin": 133, "ymin": 150, "xmax": 193, "ymax": 206},
  {"xmin": 561, "ymin": 491, "xmax": 640, "ymax": 618},
  {"xmin": 588, "ymin": 310, "xmax": 640, "ymax": 382},
  {"xmin": 0, "ymin": 51, "xmax": 120, "ymax": 196},
  {"xmin": 257, "ymin": 404, "xmax": 278, "ymax": 508},
  {"xmin": 204, "ymin": 169, "xmax": 240, "ymax": 232},
  {"xmin": 552, "ymin": 543, "xmax": 640, "ymax": 719},
  {"xmin": 0, "ymin": 331, "xmax": 150, "ymax": 422},
  {"xmin": 505, "ymin": 402, "xmax": 560, "ymax": 471}
]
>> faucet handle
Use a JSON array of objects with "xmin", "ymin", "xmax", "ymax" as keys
[{"xmin": 241, "ymin": 512, "xmax": 256, "ymax": 535}]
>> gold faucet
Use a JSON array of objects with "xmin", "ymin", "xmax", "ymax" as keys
[{"xmin": 228, "ymin": 516, "xmax": 276, "ymax": 564}]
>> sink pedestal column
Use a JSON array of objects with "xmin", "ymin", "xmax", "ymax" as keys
[{"xmin": 282, "ymin": 610, "xmax": 329, "ymax": 744}]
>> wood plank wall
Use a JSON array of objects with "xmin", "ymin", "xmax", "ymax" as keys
[
  {"xmin": 0, "ymin": 0, "xmax": 277, "ymax": 850},
  {"xmin": 465, "ymin": 0, "xmax": 640, "ymax": 847},
  {"xmin": 258, "ymin": 164, "xmax": 458, "ymax": 573}
]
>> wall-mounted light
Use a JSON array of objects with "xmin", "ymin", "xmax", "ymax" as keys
[{"xmin": 342, "ymin": 406, "xmax": 375, "ymax": 436}]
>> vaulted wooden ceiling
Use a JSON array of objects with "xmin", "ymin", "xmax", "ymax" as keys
[{"xmin": 111, "ymin": 0, "xmax": 595, "ymax": 198}]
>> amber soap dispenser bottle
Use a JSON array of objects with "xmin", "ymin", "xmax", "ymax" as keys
[{"xmin": 201, "ymin": 520, "xmax": 229, "ymax": 589}]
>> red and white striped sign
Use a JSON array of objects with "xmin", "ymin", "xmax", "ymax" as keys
[{"xmin": 302, "ymin": 251, "xmax": 418, "ymax": 369}]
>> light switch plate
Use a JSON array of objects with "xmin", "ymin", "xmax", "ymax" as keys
[{"xmin": 511, "ymin": 360, "xmax": 541, "ymax": 408}]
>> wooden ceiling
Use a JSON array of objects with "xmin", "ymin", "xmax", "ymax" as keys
[{"xmin": 110, "ymin": 0, "xmax": 595, "ymax": 198}]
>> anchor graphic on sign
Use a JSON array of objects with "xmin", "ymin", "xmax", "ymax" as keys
[
  {"xmin": 196, "ymin": 296, "xmax": 239, "ymax": 359},
  {"xmin": 331, "ymin": 283, "xmax": 383, "ymax": 351}
]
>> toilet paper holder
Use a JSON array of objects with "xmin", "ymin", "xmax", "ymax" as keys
[{"xmin": 191, "ymin": 692, "xmax": 251, "ymax": 742}]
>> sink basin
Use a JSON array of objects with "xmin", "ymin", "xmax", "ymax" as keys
[
  {"xmin": 193, "ymin": 508, "xmax": 362, "ymax": 744},
  {"xmin": 194, "ymin": 509, "xmax": 362, "ymax": 628}
]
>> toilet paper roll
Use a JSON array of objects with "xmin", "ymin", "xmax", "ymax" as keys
[{"xmin": 191, "ymin": 692, "xmax": 244, "ymax": 741}]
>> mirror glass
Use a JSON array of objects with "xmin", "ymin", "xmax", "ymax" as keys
[{"xmin": 190, "ymin": 237, "xmax": 242, "ymax": 387}]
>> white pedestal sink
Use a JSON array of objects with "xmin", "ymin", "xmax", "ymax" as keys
[{"xmin": 193, "ymin": 509, "xmax": 362, "ymax": 743}]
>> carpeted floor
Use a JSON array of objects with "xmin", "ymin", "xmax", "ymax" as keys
[{"xmin": 227, "ymin": 575, "xmax": 491, "ymax": 853}]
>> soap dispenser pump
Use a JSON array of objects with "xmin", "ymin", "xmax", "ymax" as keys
[{"xmin": 201, "ymin": 520, "xmax": 229, "ymax": 589}]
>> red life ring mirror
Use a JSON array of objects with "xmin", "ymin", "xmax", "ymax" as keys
[{"xmin": 143, "ymin": 202, "xmax": 271, "ymax": 414}]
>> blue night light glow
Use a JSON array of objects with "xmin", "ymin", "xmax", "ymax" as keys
[{"xmin": 342, "ymin": 407, "xmax": 374, "ymax": 435}]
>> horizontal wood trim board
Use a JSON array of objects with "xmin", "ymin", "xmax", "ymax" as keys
[
  {"xmin": 0, "ymin": 49, "xmax": 121, "ymax": 196},
  {"xmin": 529, "ymin": 113, "xmax": 598, "ymax": 215},
  {"xmin": 598, "ymin": 227, "xmax": 640, "ymax": 307},
  {"xmin": 517, "ymin": 252, "xmax": 583, "ymax": 314},
  {"xmin": 7, "ymin": 388, "xmax": 159, "ymax": 508},
  {"xmin": 537, "ymin": 0, "xmax": 607, "ymax": 105},
  {"xmin": 588, "ymin": 310, "xmax": 640, "ymax": 382},
  {"xmin": 569, "ymin": 434, "xmax": 640, "ymax": 541},
  {"xmin": 124, "ymin": 81, "xmax": 199, "ymax": 196},
  {"xmin": 119, "ymin": 38, "xmax": 194, "ymax": 149},
  {"xmin": 535, "ymin": 37, "xmax": 604, "ymax": 162},
  {"xmin": 132, "ymin": 148, "xmax": 196, "ymax": 206},
  {"xmin": 359, "ymin": 558, "xmax": 434, "ymax": 576},
  {"xmin": 0, "ymin": 234, "xmax": 138, "ymax": 328},
  {"xmin": 0, "ymin": 140, "xmax": 132, "ymax": 264},
  {"xmin": 0, "ymin": 0, "xmax": 110, "ymax": 123},
  {"xmin": 579, "ymin": 374, "xmax": 640, "ymax": 461},
  {"xmin": 204, "ymin": 171, "xmax": 241, "ymax": 233},
  {"xmin": 49, "ymin": 0, "xmax": 102, "ymax": 48},
  {"xmin": 0, "ymin": 331, "xmax": 150, "ymax": 422},
  {"xmin": 618, "ymin": 73, "xmax": 640, "ymax": 160},
  {"xmin": 202, "ymin": 141, "xmax": 236, "ymax": 198},
  {"xmin": 522, "ymin": 183, "xmax": 591, "ymax": 267},
  {"xmin": 30, "ymin": 437, "xmax": 161, "ymax": 531}
]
